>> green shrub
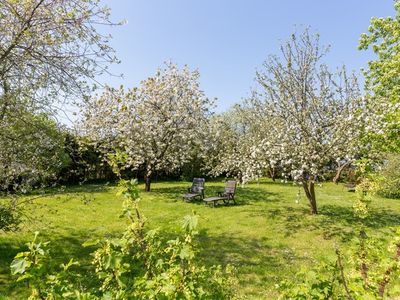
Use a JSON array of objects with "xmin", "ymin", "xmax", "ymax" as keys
[
  {"xmin": 378, "ymin": 154, "xmax": 400, "ymax": 199},
  {"xmin": 0, "ymin": 203, "xmax": 21, "ymax": 231}
]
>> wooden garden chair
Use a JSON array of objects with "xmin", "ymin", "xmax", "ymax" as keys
[
  {"xmin": 183, "ymin": 178, "xmax": 205, "ymax": 202},
  {"xmin": 203, "ymin": 180, "xmax": 237, "ymax": 207}
]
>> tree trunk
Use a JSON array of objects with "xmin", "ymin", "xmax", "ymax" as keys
[
  {"xmin": 0, "ymin": 80, "xmax": 10, "ymax": 122},
  {"xmin": 269, "ymin": 167, "xmax": 276, "ymax": 182},
  {"xmin": 333, "ymin": 161, "xmax": 351, "ymax": 184},
  {"xmin": 237, "ymin": 172, "xmax": 243, "ymax": 185},
  {"xmin": 302, "ymin": 179, "xmax": 317, "ymax": 214},
  {"xmin": 144, "ymin": 164, "xmax": 153, "ymax": 192},
  {"xmin": 144, "ymin": 173, "xmax": 151, "ymax": 192}
]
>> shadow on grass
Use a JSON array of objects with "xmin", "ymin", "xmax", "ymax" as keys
[
  {"xmin": 196, "ymin": 228, "xmax": 307, "ymax": 291},
  {"xmin": 249, "ymin": 179, "xmax": 296, "ymax": 187},
  {"xmin": 320, "ymin": 205, "xmax": 400, "ymax": 228},
  {"xmin": 21, "ymin": 183, "xmax": 113, "ymax": 202},
  {"xmin": 151, "ymin": 185, "xmax": 280, "ymax": 206},
  {"xmin": 265, "ymin": 204, "xmax": 400, "ymax": 242},
  {"xmin": 240, "ymin": 203, "xmax": 400, "ymax": 243},
  {"xmin": 316, "ymin": 205, "xmax": 400, "ymax": 241},
  {"xmin": 243, "ymin": 206, "xmax": 316, "ymax": 238}
]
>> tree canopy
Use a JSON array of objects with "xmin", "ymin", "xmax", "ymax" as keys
[
  {"xmin": 0, "ymin": 0, "xmax": 119, "ymax": 119},
  {"xmin": 359, "ymin": 1, "xmax": 400, "ymax": 153},
  {"xmin": 82, "ymin": 63, "xmax": 214, "ymax": 191}
]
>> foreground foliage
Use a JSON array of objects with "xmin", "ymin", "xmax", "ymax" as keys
[
  {"xmin": 10, "ymin": 180, "xmax": 236, "ymax": 299},
  {"xmin": 278, "ymin": 165, "xmax": 400, "ymax": 299},
  {"xmin": 2, "ymin": 180, "xmax": 400, "ymax": 298}
]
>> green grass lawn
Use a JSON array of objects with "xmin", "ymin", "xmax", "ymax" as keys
[{"xmin": 1, "ymin": 179, "xmax": 400, "ymax": 299}]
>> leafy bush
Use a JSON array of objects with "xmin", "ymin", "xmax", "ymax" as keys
[
  {"xmin": 377, "ymin": 154, "xmax": 400, "ymax": 199},
  {"xmin": 59, "ymin": 134, "xmax": 116, "ymax": 184},
  {"xmin": 0, "ymin": 202, "xmax": 21, "ymax": 231},
  {"xmin": 11, "ymin": 179, "xmax": 237, "ymax": 299},
  {"xmin": 0, "ymin": 112, "xmax": 69, "ymax": 194}
]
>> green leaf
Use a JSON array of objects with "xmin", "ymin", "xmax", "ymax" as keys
[
  {"xmin": 16, "ymin": 274, "xmax": 33, "ymax": 282},
  {"xmin": 182, "ymin": 214, "xmax": 198, "ymax": 232},
  {"xmin": 104, "ymin": 253, "xmax": 121, "ymax": 269},
  {"xmin": 82, "ymin": 239, "xmax": 100, "ymax": 247},
  {"xmin": 10, "ymin": 258, "xmax": 28, "ymax": 275},
  {"xmin": 179, "ymin": 245, "xmax": 193, "ymax": 260}
]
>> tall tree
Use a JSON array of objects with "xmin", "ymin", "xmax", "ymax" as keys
[
  {"xmin": 0, "ymin": 0, "xmax": 119, "ymax": 195},
  {"xmin": 252, "ymin": 30, "xmax": 373, "ymax": 214},
  {"xmin": 359, "ymin": 0, "xmax": 400, "ymax": 153},
  {"xmin": 83, "ymin": 63, "xmax": 213, "ymax": 191},
  {"xmin": 0, "ymin": 0, "xmax": 119, "ymax": 119}
]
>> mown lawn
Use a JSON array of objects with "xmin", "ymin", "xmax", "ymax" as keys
[{"xmin": 1, "ymin": 179, "xmax": 400, "ymax": 299}]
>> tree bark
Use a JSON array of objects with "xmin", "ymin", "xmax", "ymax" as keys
[
  {"xmin": 144, "ymin": 166, "xmax": 152, "ymax": 192},
  {"xmin": 333, "ymin": 161, "xmax": 351, "ymax": 184},
  {"xmin": 237, "ymin": 172, "xmax": 243, "ymax": 185},
  {"xmin": 0, "ymin": 80, "xmax": 10, "ymax": 122},
  {"xmin": 302, "ymin": 179, "xmax": 318, "ymax": 214},
  {"xmin": 268, "ymin": 167, "xmax": 276, "ymax": 182},
  {"xmin": 144, "ymin": 173, "xmax": 151, "ymax": 192}
]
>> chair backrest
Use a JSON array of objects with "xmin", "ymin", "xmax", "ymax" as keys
[
  {"xmin": 191, "ymin": 178, "xmax": 205, "ymax": 193},
  {"xmin": 224, "ymin": 180, "xmax": 237, "ymax": 194}
]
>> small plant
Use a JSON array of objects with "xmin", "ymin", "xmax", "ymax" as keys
[
  {"xmin": 11, "ymin": 179, "xmax": 237, "ymax": 299},
  {"xmin": 10, "ymin": 231, "xmax": 83, "ymax": 299}
]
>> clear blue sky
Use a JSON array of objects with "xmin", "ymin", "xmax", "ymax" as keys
[{"xmin": 100, "ymin": 0, "xmax": 395, "ymax": 112}]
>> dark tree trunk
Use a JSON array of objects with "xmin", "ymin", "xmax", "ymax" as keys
[
  {"xmin": 144, "ymin": 164, "xmax": 153, "ymax": 192},
  {"xmin": 333, "ymin": 161, "xmax": 351, "ymax": 184},
  {"xmin": 237, "ymin": 172, "xmax": 243, "ymax": 185},
  {"xmin": 302, "ymin": 179, "xmax": 317, "ymax": 214},
  {"xmin": 269, "ymin": 167, "xmax": 276, "ymax": 182},
  {"xmin": 144, "ymin": 174, "xmax": 151, "ymax": 192}
]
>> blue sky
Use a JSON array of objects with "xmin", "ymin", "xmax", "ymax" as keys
[{"xmin": 99, "ymin": 0, "xmax": 395, "ymax": 112}]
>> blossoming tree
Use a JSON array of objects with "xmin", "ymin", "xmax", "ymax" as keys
[
  {"xmin": 0, "ymin": 0, "xmax": 119, "ymax": 194},
  {"xmin": 249, "ymin": 30, "xmax": 375, "ymax": 214},
  {"xmin": 204, "ymin": 104, "xmax": 272, "ymax": 183},
  {"xmin": 83, "ymin": 63, "xmax": 213, "ymax": 191}
]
